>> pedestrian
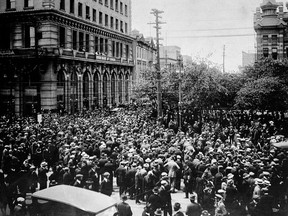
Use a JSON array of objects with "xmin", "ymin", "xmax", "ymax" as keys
[
  {"xmin": 214, "ymin": 194, "xmax": 228, "ymax": 216},
  {"xmin": 38, "ymin": 161, "xmax": 48, "ymax": 190},
  {"xmin": 73, "ymin": 174, "xmax": 84, "ymax": 187},
  {"xmin": 117, "ymin": 194, "xmax": 133, "ymax": 216},
  {"xmin": 159, "ymin": 180, "xmax": 172, "ymax": 216},
  {"xmin": 147, "ymin": 187, "xmax": 162, "ymax": 216},
  {"xmin": 100, "ymin": 172, "xmax": 113, "ymax": 196},
  {"xmin": 173, "ymin": 202, "xmax": 184, "ymax": 216},
  {"xmin": 185, "ymin": 194, "xmax": 202, "ymax": 216},
  {"xmin": 13, "ymin": 197, "xmax": 26, "ymax": 216}
]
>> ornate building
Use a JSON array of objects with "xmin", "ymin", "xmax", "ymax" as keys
[
  {"xmin": 0, "ymin": 0, "xmax": 134, "ymax": 116},
  {"xmin": 254, "ymin": 0, "xmax": 287, "ymax": 60},
  {"xmin": 131, "ymin": 30, "xmax": 156, "ymax": 87}
]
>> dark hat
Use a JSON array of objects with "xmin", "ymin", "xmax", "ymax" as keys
[
  {"xmin": 173, "ymin": 202, "xmax": 181, "ymax": 211},
  {"xmin": 152, "ymin": 187, "xmax": 159, "ymax": 193},
  {"xmin": 121, "ymin": 194, "xmax": 128, "ymax": 201},
  {"xmin": 190, "ymin": 194, "xmax": 196, "ymax": 200}
]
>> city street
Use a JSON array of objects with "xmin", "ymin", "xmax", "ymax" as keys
[{"xmin": 111, "ymin": 183, "xmax": 192, "ymax": 215}]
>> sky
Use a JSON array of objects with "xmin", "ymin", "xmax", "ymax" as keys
[{"xmin": 131, "ymin": 0, "xmax": 285, "ymax": 72}]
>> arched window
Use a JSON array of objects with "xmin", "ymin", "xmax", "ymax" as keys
[
  {"xmin": 103, "ymin": 72, "xmax": 108, "ymax": 107},
  {"xmin": 125, "ymin": 74, "xmax": 129, "ymax": 102},
  {"xmin": 70, "ymin": 71, "xmax": 78, "ymax": 113},
  {"xmin": 118, "ymin": 73, "xmax": 123, "ymax": 104},
  {"xmin": 111, "ymin": 73, "xmax": 116, "ymax": 106},
  {"xmin": 57, "ymin": 70, "xmax": 66, "ymax": 112},
  {"xmin": 83, "ymin": 71, "xmax": 90, "ymax": 110},
  {"xmin": 93, "ymin": 72, "xmax": 100, "ymax": 108}
]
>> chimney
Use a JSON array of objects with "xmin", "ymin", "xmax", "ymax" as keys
[{"xmin": 279, "ymin": 5, "xmax": 283, "ymax": 19}]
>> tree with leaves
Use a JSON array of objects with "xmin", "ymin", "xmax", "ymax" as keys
[{"xmin": 235, "ymin": 58, "xmax": 288, "ymax": 111}]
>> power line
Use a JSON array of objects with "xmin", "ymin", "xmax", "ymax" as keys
[
  {"xmin": 166, "ymin": 27, "xmax": 253, "ymax": 32},
  {"xmin": 166, "ymin": 33, "xmax": 255, "ymax": 38}
]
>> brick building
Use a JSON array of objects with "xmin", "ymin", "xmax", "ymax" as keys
[
  {"xmin": 0, "ymin": 0, "xmax": 134, "ymax": 116},
  {"xmin": 254, "ymin": 0, "xmax": 287, "ymax": 60}
]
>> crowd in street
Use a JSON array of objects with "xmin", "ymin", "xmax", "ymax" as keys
[{"xmin": 0, "ymin": 104, "xmax": 288, "ymax": 216}]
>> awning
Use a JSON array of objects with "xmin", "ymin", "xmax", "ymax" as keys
[{"xmin": 32, "ymin": 185, "xmax": 117, "ymax": 214}]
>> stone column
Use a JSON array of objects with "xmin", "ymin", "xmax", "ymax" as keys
[
  {"xmin": 65, "ymin": 72, "xmax": 71, "ymax": 114},
  {"xmin": 89, "ymin": 72, "xmax": 94, "ymax": 110},
  {"xmin": 40, "ymin": 61, "xmax": 57, "ymax": 111}
]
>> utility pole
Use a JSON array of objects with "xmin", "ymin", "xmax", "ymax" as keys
[
  {"xmin": 149, "ymin": 9, "xmax": 166, "ymax": 119},
  {"xmin": 178, "ymin": 55, "xmax": 183, "ymax": 131},
  {"xmin": 223, "ymin": 45, "xmax": 225, "ymax": 73}
]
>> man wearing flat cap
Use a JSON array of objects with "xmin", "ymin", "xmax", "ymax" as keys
[
  {"xmin": 185, "ymin": 194, "xmax": 202, "ymax": 216},
  {"xmin": 73, "ymin": 174, "xmax": 84, "ymax": 187},
  {"xmin": 173, "ymin": 202, "xmax": 184, "ymax": 216},
  {"xmin": 100, "ymin": 172, "xmax": 113, "ymax": 196},
  {"xmin": 117, "ymin": 194, "xmax": 133, "ymax": 216},
  {"xmin": 147, "ymin": 187, "xmax": 162, "ymax": 216}
]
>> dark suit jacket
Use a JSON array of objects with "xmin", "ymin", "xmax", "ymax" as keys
[
  {"xmin": 100, "ymin": 179, "xmax": 112, "ymax": 196},
  {"xmin": 117, "ymin": 201, "xmax": 133, "ymax": 216}
]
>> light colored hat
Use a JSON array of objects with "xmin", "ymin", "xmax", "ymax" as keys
[
  {"xmin": 215, "ymin": 194, "xmax": 223, "ymax": 199},
  {"xmin": 17, "ymin": 197, "xmax": 25, "ymax": 202},
  {"xmin": 41, "ymin": 162, "xmax": 48, "ymax": 167},
  {"xmin": 218, "ymin": 189, "xmax": 225, "ymax": 194},
  {"xmin": 103, "ymin": 172, "xmax": 110, "ymax": 176},
  {"xmin": 161, "ymin": 172, "xmax": 168, "ymax": 176},
  {"xmin": 227, "ymin": 173, "xmax": 234, "ymax": 180},
  {"xmin": 161, "ymin": 180, "xmax": 168, "ymax": 185}
]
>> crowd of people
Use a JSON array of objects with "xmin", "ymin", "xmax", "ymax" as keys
[{"xmin": 0, "ymin": 104, "xmax": 288, "ymax": 216}]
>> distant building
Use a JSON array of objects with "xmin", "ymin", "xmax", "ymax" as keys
[
  {"xmin": 254, "ymin": 0, "xmax": 287, "ymax": 60},
  {"xmin": 242, "ymin": 51, "xmax": 256, "ymax": 67},
  {"xmin": 0, "ymin": 0, "xmax": 134, "ymax": 116},
  {"xmin": 131, "ymin": 29, "xmax": 156, "ymax": 86},
  {"xmin": 159, "ymin": 46, "xmax": 181, "ymax": 71},
  {"xmin": 182, "ymin": 55, "xmax": 193, "ymax": 67}
]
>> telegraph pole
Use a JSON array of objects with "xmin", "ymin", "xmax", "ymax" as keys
[
  {"xmin": 150, "ymin": 9, "xmax": 166, "ymax": 119},
  {"xmin": 178, "ymin": 55, "xmax": 183, "ymax": 131}
]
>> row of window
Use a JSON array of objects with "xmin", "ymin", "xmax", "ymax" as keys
[
  {"xmin": 59, "ymin": 26, "xmax": 130, "ymax": 59},
  {"xmin": 61, "ymin": 0, "xmax": 128, "ymax": 19},
  {"xmin": 137, "ymin": 46, "xmax": 153, "ymax": 60},
  {"xmin": 263, "ymin": 48, "xmax": 278, "ymax": 59},
  {"xmin": 6, "ymin": 0, "xmax": 33, "ymax": 9},
  {"xmin": 65, "ymin": 0, "xmax": 128, "ymax": 33},
  {"xmin": 262, "ymin": 35, "xmax": 278, "ymax": 45}
]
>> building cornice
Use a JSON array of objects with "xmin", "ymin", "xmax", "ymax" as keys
[{"xmin": 0, "ymin": 9, "xmax": 134, "ymax": 43}]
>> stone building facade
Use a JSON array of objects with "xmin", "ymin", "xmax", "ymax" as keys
[{"xmin": 0, "ymin": 0, "xmax": 134, "ymax": 116}]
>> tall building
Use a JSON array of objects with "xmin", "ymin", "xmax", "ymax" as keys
[
  {"xmin": 0, "ymin": 0, "xmax": 134, "ymax": 116},
  {"xmin": 254, "ymin": 0, "xmax": 287, "ymax": 60},
  {"xmin": 159, "ymin": 46, "xmax": 181, "ymax": 71},
  {"xmin": 131, "ymin": 29, "xmax": 156, "ymax": 87}
]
